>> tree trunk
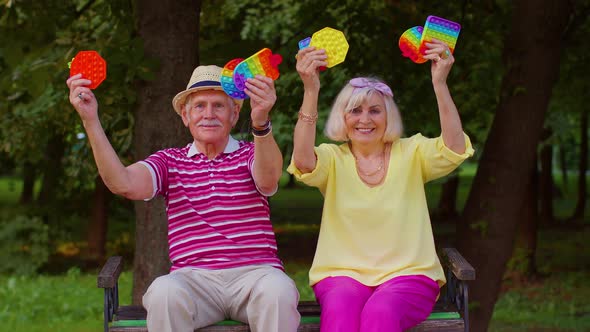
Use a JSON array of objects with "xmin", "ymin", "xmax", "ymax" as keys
[
  {"xmin": 571, "ymin": 108, "xmax": 588, "ymax": 220},
  {"xmin": 433, "ymin": 173, "xmax": 459, "ymax": 222},
  {"xmin": 131, "ymin": 0, "xmax": 201, "ymax": 304},
  {"xmin": 539, "ymin": 129, "xmax": 554, "ymax": 224},
  {"xmin": 37, "ymin": 133, "xmax": 65, "ymax": 207},
  {"xmin": 513, "ymin": 157, "xmax": 539, "ymax": 278},
  {"xmin": 456, "ymin": 1, "xmax": 572, "ymax": 331},
  {"xmin": 86, "ymin": 176, "xmax": 111, "ymax": 265},
  {"xmin": 19, "ymin": 161, "xmax": 36, "ymax": 205}
]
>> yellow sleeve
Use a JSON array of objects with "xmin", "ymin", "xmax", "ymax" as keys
[
  {"xmin": 414, "ymin": 133, "xmax": 475, "ymax": 182},
  {"xmin": 286, "ymin": 144, "xmax": 336, "ymax": 193}
]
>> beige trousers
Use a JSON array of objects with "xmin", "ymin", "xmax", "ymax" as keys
[{"xmin": 142, "ymin": 265, "xmax": 300, "ymax": 332}]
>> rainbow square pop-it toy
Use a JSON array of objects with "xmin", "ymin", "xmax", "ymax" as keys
[
  {"xmin": 419, "ymin": 16, "xmax": 461, "ymax": 56},
  {"xmin": 232, "ymin": 48, "xmax": 283, "ymax": 92},
  {"xmin": 68, "ymin": 50, "xmax": 107, "ymax": 89}
]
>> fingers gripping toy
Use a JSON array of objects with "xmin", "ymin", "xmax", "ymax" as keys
[
  {"xmin": 68, "ymin": 50, "xmax": 107, "ymax": 89},
  {"xmin": 399, "ymin": 16, "xmax": 461, "ymax": 64},
  {"xmin": 306, "ymin": 27, "xmax": 349, "ymax": 68},
  {"xmin": 221, "ymin": 58, "xmax": 247, "ymax": 100},
  {"xmin": 398, "ymin": 26, "xmax": 427, "ymax": 64},
  {"xmin": 297, "ymin": 36, "xmax": 327, "ymax": 71},
  {"xmin": 232, "ymin": 48, "xmax": 283, "ymax": 93}
]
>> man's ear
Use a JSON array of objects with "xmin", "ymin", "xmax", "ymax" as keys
[
  {"xmin": 181, "ymin": 107, "xmax": 190, "ymax": 127},
  {"xmin": 231, "ymin": 103, "xmax": 241, "ymax": 127}
]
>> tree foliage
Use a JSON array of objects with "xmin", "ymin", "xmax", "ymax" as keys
[{"xmin": 0, "ymin": 0, "xmax": 155, "ymax": 202}]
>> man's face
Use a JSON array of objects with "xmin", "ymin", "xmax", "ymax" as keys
[{"xmin": 181, "ymin": 90, "xmax": 240, "ymax": 144}]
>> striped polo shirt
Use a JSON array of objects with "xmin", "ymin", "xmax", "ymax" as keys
[{"xmin": 139, "ymin": 136, "xmax": 283, "ymax": 272}]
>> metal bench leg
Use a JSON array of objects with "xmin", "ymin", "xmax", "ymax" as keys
[{"xmin": 103, "ymin": 282, "xmax": 119, "ymax": 332}]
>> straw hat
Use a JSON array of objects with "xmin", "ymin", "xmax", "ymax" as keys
[{"xmin": 172, "ymin": 65, "xmax": 244, "ymax": 115}]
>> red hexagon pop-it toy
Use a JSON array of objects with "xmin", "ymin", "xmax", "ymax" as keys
[{"xmin": 69, "ymin": 51, "xmax": 107, "ymax": 89}]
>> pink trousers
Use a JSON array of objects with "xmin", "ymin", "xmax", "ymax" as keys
[{"xmin": 312, "ymin": 275, "xmax": 439, "ymax": 332}]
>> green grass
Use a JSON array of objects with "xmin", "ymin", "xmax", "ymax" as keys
[
  {"xmin": 489, "ymin": 227, "xmax": 590, "ymax": 331},
  {"xmin": 0, "ymin": 267, "xmax": 129, "ymax": 332}
]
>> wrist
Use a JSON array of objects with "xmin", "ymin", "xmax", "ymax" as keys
[
  {"xmin": 251, "ymin": 118, "xmax": 270, "ymax": 129},
  {"xmin": 251, "ymin": 120, "xmax": 272, "ymax": 137}
]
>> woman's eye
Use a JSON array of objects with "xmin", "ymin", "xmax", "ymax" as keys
[
  {"xmin": 370, "ymin": 109, "xmax": 381, "ymax": 114},
  {"xmin": 350, "ymin": 108, "xmax": 361, "ymax": 114}
]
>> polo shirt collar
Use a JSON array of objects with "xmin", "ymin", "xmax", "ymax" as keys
[{"xmin": 187, "ymin": 136, "xmax": 240, "ymax": 157}]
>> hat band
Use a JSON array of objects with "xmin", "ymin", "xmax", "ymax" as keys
[{"xmin": 188, "ymin": 80, "xmax": 221, "ymax": 89}]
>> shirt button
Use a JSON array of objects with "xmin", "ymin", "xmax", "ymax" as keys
[
  {"xmin": 211, "ymin": 186, "xmax": 216, "ymax": 190},
  {"xmin": 210, "ymin": 173, "xmax": 214, "ymax": 177}
]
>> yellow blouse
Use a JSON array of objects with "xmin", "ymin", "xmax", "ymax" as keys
[{"xmin": 287, "ymin": 133, "xmax": 474, "ymax": 287}]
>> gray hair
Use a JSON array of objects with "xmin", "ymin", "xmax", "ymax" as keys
[{"xmin": 324, "ymin": 77, "xmax": 403, "ymax": 142}]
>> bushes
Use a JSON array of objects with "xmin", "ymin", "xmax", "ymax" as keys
[{"xmin": 0, "ymin": 215, "xmax": 50, "ymax": 275}]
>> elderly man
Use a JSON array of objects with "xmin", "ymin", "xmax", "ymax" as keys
[{"xmin": 66, "ymin": 65, "xmax": 300, "ymax": 332}]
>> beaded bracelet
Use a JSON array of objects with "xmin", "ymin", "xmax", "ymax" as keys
[
  {"xmin": 298, "ymin": 110, "xmax": 318, "ymax": 124},
  {"xmin": 252, "ymin": 120, "xmax": 272, "ymax": 137}
]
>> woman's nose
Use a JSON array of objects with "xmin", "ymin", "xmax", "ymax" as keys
[{"xmin": 360, "ymin": 110, "xmax": 371, "ymax": 122}]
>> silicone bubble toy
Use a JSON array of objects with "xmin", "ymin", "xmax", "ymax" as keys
[
  {"xmin": 68, "ymin": 50, "xmax": 107, "ymax": 89},
  {"xmin": 309, "ymin": 27, "xmax": 349, "ymax": 68},
  {"xmin": 298, "ymin": 37, "xmax": 311, "ymax": 50},
  {"xmin": 233, "ymin": 48, "xmax": 283, "ymax": 91},
  {"xmin": 221, "ymin": 58, "xmax": 247, "ymax": 99},
  {"xmin": 419, "ymin": 16, "xmax": 461, "ymax": 56},
  {"xmin": 399, "ymin": 26, "xmax": 427, "ymax": 64}
]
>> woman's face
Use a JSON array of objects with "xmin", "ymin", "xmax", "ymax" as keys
[{"xmin": 344, "ymin": 93, "xmax": 387, "ymax": 145}]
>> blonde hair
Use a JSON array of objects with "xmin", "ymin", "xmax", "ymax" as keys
[{"xmin": 324, "ymin": 77, "xmax": 403, "ymax": 142}]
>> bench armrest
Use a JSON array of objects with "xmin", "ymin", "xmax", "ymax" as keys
[
  {"xmin": 442, "ymin": 248, "xmax": 475, "ymax": 281},
  {"xmin": 97, "ymin": 256, "xmax": 123, "ymax": 332},
  {"xmin": 98, "ymin": 256, "xmax": 124, "ymax": 288}
]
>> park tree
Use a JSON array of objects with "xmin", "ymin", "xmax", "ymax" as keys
[
  {"xmin": 130, "ymin": 0, "xmax": 201, "ymax": 303},
  {"xmin": 457, "ymin": 1, "xmax": 574, "ymax": 330}
]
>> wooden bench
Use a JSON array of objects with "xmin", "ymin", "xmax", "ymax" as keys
[{"xmin": 98, "ymin": 248, "xmax": 474, "ymax": 332}]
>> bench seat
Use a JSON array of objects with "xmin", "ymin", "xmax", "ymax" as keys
[
  {"xmin": 99, "ymin": 248, "xmax": 474, "ymax": 332},
  {"xmin": 108, "ymin": 301, "xmax": 464, "ymax": 332}
]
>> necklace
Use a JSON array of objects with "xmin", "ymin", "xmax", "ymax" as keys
[{"xmin": 351, "ymin": 144, "xmax": 386, "ymax": 177}]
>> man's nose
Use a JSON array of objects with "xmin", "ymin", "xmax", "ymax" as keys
[{"xmin": 203, "ymin": 105, "xmax": 215, "ymax": 117}]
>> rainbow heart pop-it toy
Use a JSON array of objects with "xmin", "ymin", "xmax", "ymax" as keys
[
  {"xmin": 419, "ymin": 16, "xmax": 461, "ymax": 57},
  {"xmin": 221, "ymin": 58, "xmax": 247, "ymax": 99},
  {"xmin": 399, "ymin": 26, "xmax": 426, "ymax": 64},
  {"xmin": 233, "ymin": 48, "xmax": 283, "ymax": 92},
  {"xmin": 68, "ymin": 50, "xmax": 107, "ymax": 89},
  {"xmin": 309, "ymin": 27, "xmax": 349, "ymax": 68}
]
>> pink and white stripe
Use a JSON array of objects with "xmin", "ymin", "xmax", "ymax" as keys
[{"xmin": 139, "ymin": 140, "xmax": 283, "ymax": 272}]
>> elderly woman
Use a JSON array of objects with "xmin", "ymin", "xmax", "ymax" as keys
[{"xmin": 288, "ymin": 40, "xmax": 474, "ymax": 332}]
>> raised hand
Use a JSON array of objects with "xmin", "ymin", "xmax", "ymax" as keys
[
  {"xmin": 422, "ymin": 38, "xmax": 454, "ymax": 85},
  {"xmin": 245, "ymin": 75, "xmax": 277, "ymax": 127},
  {"xmin": 295, "ymin": 46, "xmax": 328, "ymax": 92},
  {"xmin": 66, "ymin": 73, "xmax": 99, "ymax": 123}
]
